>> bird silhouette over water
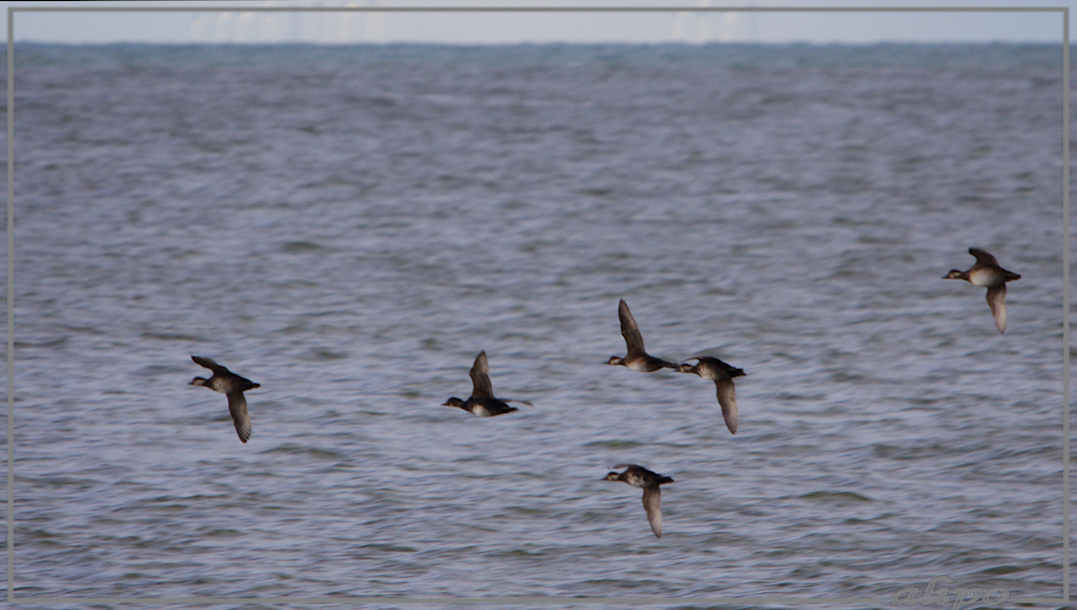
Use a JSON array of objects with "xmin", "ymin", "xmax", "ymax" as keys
[
  {"xmin": 606, "ymin": 299, "xmax": 678, "ymax": 372},
  {"xmin": 678, "ymin": 356, "xmax": 745, "ymax": 435},
  {"xmin": 442, "ymin": 351, "xmax": 531, "ymax": 417},
  {"xmin": 188, "ymin": 355, "xmax": 260, "ymax": 443},
  {"xmin": 943, "ymin": 247, "xmax": 1021, "ymax": 334},
  {"xmin": 603, "ymin": 464, "xmax": 675, "ymax": 538}
]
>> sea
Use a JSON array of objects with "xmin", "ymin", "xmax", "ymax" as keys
[{"xmin": 5, "ymin": 42, "xmax": 1069, "ymax": 607}]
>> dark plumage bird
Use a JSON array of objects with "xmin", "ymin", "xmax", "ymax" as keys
[
  {"xmin": 603, "ymin": 464, "xmax": 675, "ymax": 538},
  {"xmin": 943, "ymin": 247, "xmax": 1021, "ymax": 334},
  {"xmin": 606, "ymin": 299, "xmax": 677, "ymax": 372},
  {"xmin": 188, "ymin": 355, "xmax": 260, "ymax": 443},
  {"xmin": 678, "ymin": 356, "xmax": 745, "ymax": 435},
  {"xmin": 442, "ymin": 351, "xmax": 530, "ymax": 417}
]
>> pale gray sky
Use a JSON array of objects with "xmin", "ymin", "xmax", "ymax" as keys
[{"xmin": 3, "ymin": 1, "xmax": 1070, "ymax": 45}]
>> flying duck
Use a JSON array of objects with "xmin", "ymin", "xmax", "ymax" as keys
[
  {"xmin": 189, "ymin": 355, "xmax": 260, "ymax": 443},
  {"xmin": 442, "ymin": 351, "xmax": 530, "ymax": 417},
  {"xmin": 943, "ymin": 247, "xmax": 1021, "ymax": 333},
  {"xmin": 677, "ymin": 356, "xmax": 745, "ymax": 435},
  {"xmin": 606, "ymin": 299, "xmax": 677, "ymax": 372},
  {"xmin": 603, "ymin": 464, "xmax": 675, "ymax": 538}
]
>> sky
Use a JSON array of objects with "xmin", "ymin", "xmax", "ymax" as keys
[{"xmin": 1, "ymin": 1, "xmax": 1071, "ymax": 45}]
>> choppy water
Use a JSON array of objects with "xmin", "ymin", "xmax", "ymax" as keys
[{"xmin": 5, "ymin": 42, "xmax": 1068, "ymax": 604}]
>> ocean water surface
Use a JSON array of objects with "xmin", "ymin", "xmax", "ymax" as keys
[{"xmin": 5, "ymin": 42, "xmax": 1068, "ymax": 604}]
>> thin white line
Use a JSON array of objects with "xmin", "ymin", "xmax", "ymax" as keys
[
  {"xmin": 6, "ymin": 595, "xmax": 1071, "ymax": 605},
  {"xmin": 1, "ymin": 595, "xmax": 903, "ymax": 604},
  {"xmin": 6, "ymin": 5, "xmax": 13, "ymax": 606},
  {"xmin": 1062, "ymin": 5, "xmax": 1071, "ymax": 604},
  {"xmin": 6, "ymin": 5, "xmax": 1070, "ymax": 13}
]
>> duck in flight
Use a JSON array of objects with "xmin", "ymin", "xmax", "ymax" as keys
[
  {"xmin": 943, "ymin": 247, "xmax": 1021, "ymax": 334},
  {"xmin": 677, "ymin": 356, "xmax": 745, "ymax": 435},
  {"xmin": 189, "ymin": 355, "xmax": 260, "ymax": 443},
  {"xmin": 606, "ymin": 299, "xmax": 678, "ymax": 372},
  {"xmin": 443, "ymin": 351, "xmax": 531, "ymax": 417},
  {"xmin": 603, "ymin": 464, "xmax": 675, "ymax": 538}
]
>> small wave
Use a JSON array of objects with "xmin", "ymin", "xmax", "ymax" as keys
[
  {"xmin": 353, "ymin": 543, "xmax": 418, "ymax": 553},
  {"xmin": 584, "ymin": 439, "xmax": 647, "ymax": 449},
  {"xmin": 798, "ymin": 490, "xmax": 873, "ymax": 503},
  {"xmin": 300, "ymin": 347, "xmax": 350, "ymax": 361},
  {"xmin": 198, "ymin": 527, "xmax": 242, "ymax": 537},
  {"xmin": 281, "ymin": 240, "xmax": 329, "ymax": 253},
  {"xmin": 264, "ymin": 443, "xmax": 345, "ymax": 460},
  {"xmin": 976, "ymin": 564, "xmax": 1027, "ymax": 575},
  {"xmin": 140, "ymin": 331, "xmax": 203, "ymax": 342}
]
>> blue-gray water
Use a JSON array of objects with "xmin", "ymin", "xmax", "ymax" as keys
[{"xmin": 7, "ymin": 43, "xmax": 1068, "ymax": 604}]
